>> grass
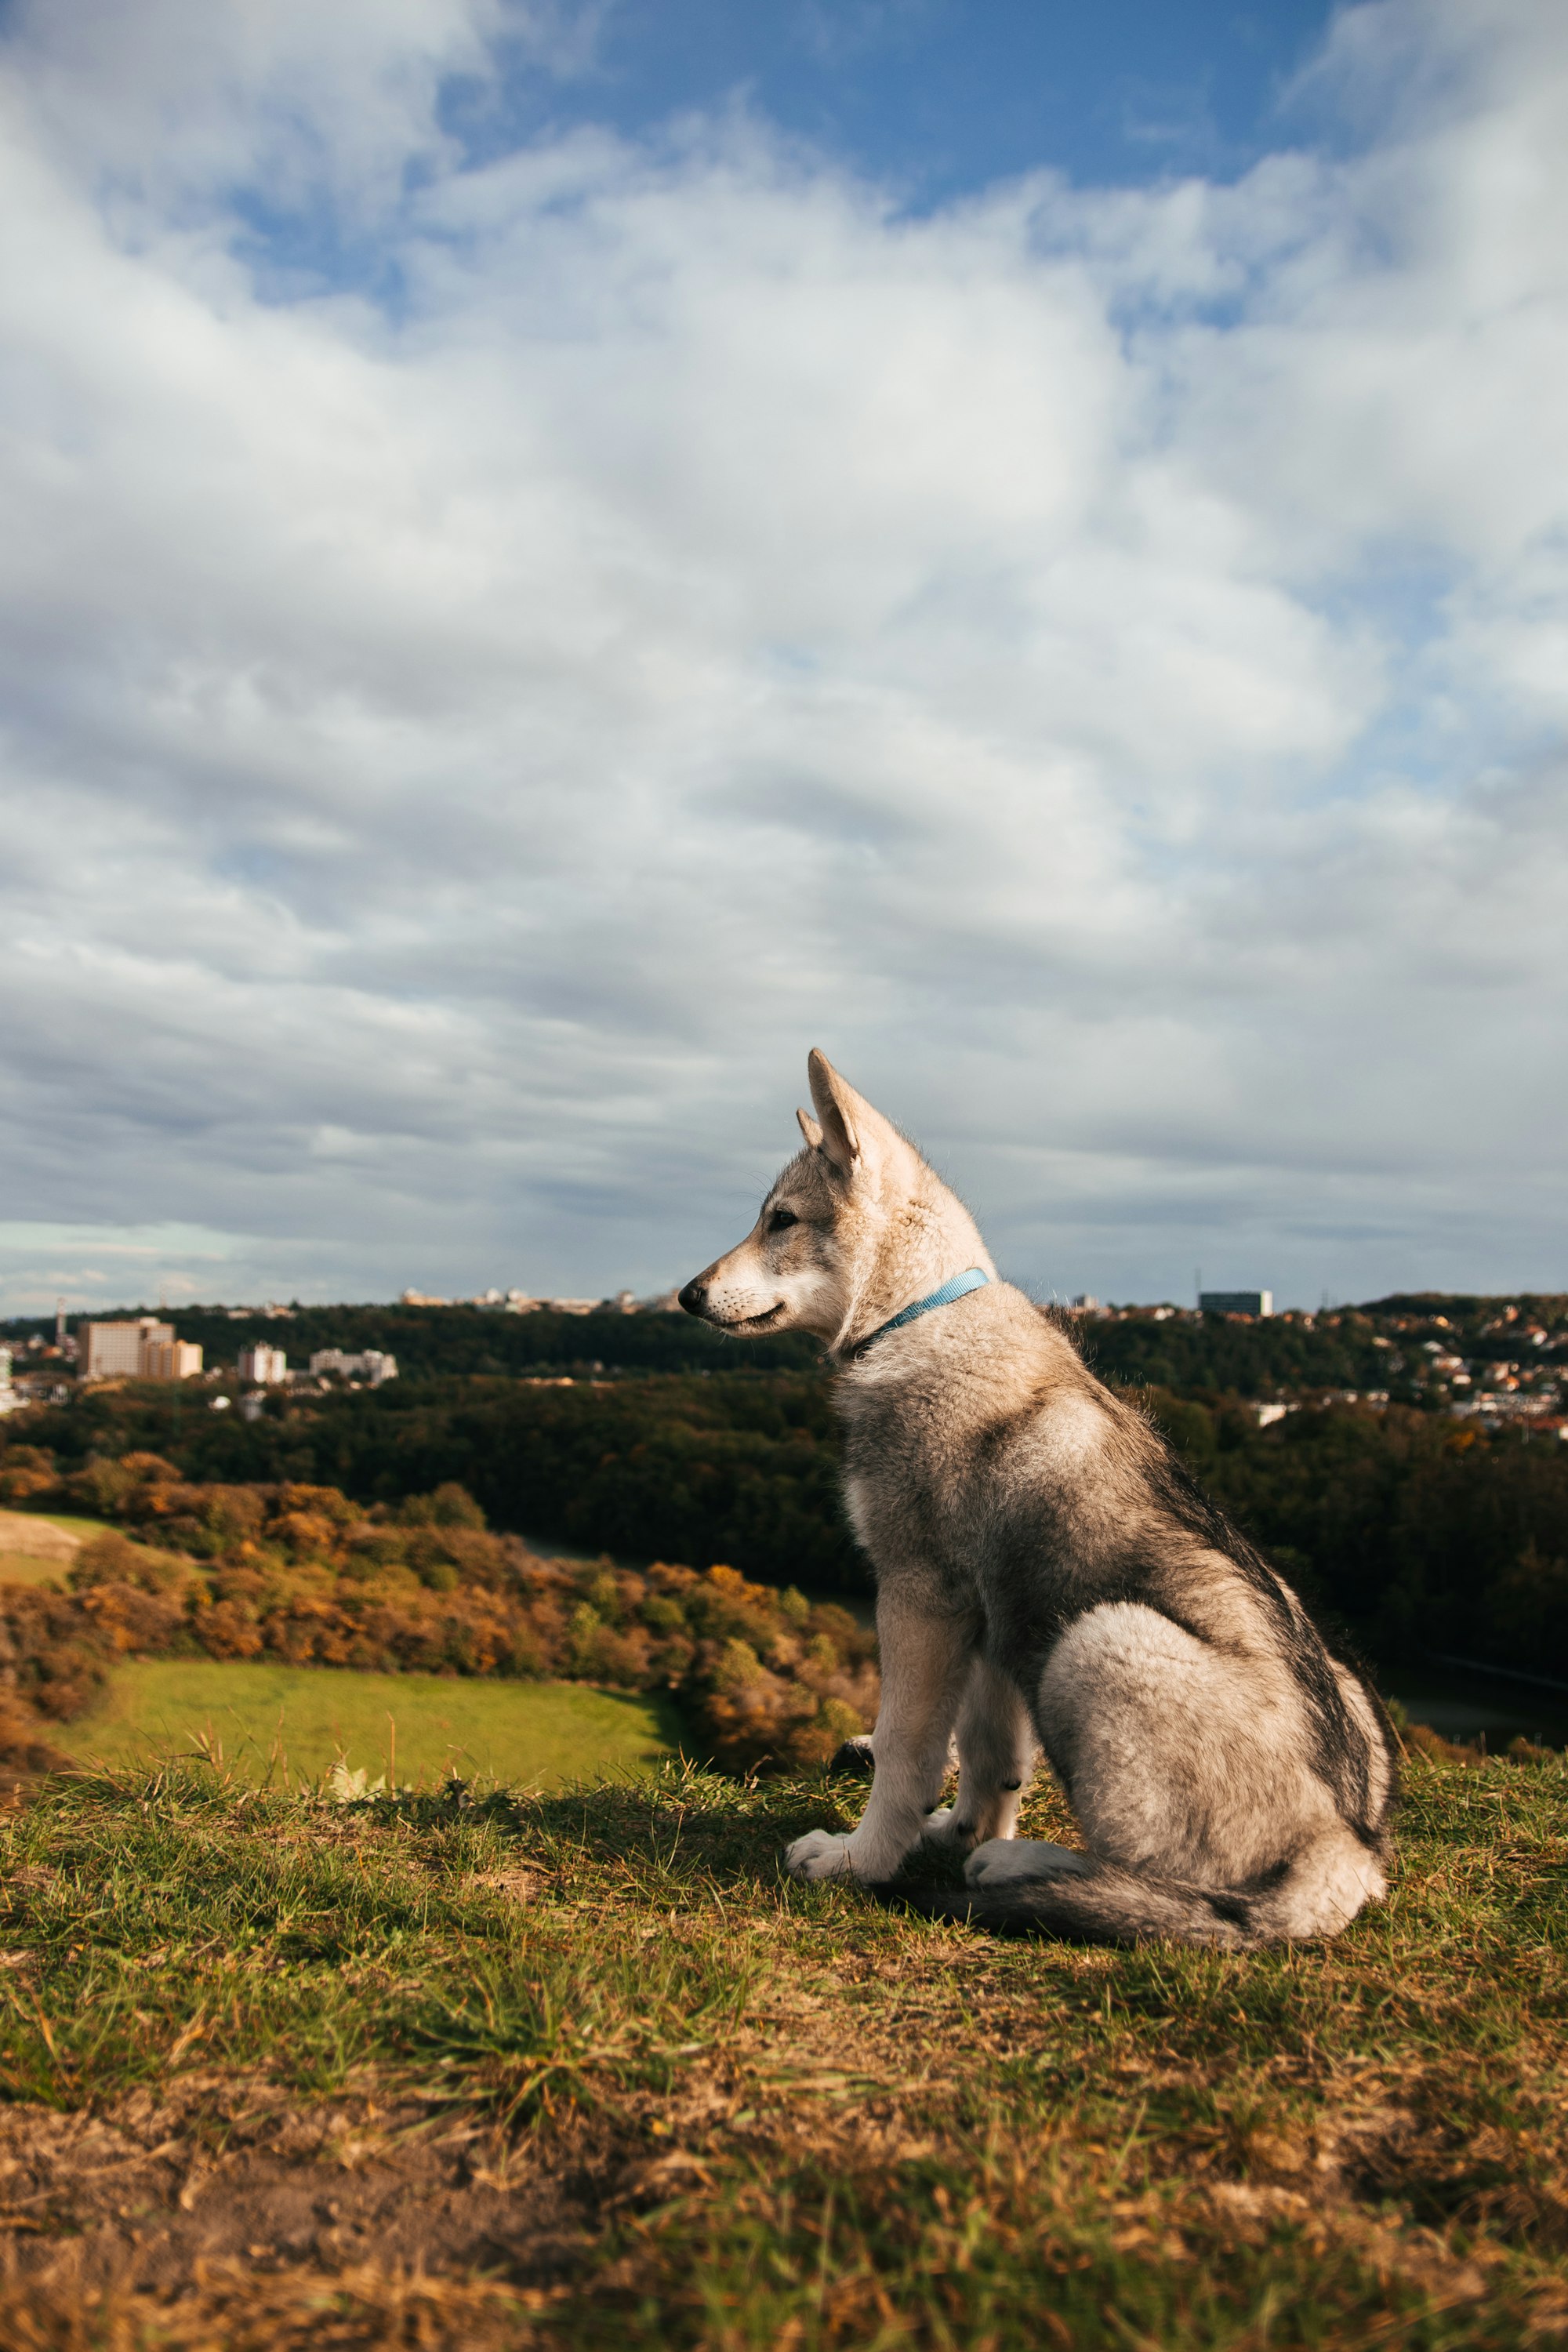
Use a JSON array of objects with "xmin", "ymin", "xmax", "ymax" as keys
[
  {"xmin": 61, "ymin": 1657, "xmax": 682, "ymax": 1789},
  {"xmin": 0, "ymin": 1505, "xmax": 111, "ymax": 1586},
  {"xmin": 0, "ymin": 1554, "xmax": 66, "ymax": 1588},
  {"xmin": 0, "ymin": 1751, "xmax": 1565, "ymax": 2347},
  {"xmin": 0, "ymin": 1504, "xmax": 105, "ymax": 1588}
]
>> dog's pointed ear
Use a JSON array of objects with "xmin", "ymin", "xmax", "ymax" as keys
[
  {"xmin": 807, "ymin": 1049, "xmax": 863, "ymax": 1174},
  {"xmin": 797, "ymin": 1108, "xmax": 825, "ymax": 1150}
]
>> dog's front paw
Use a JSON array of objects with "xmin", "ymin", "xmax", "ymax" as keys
[{"xmin": 785, "ymin": 1829, "xmax": 855, "ymax": 1882}]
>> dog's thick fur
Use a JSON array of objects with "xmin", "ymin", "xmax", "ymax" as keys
[{"xmin": 679, "ymin": 1051, "xmax": 1396, "ymax": 1950}]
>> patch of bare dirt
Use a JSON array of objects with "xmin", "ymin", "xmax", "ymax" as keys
[
  {"xmin": 0, "ymin": 2071, "xmax": 621, "ymax": 2341},
  {"xmin": 0, "ymin": 1515, "xmax": 79, "ymax": 1565}
]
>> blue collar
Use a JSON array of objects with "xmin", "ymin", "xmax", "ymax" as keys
[{"xmin": 854, "ymin": 1267, "xmax": 991, "ymax": 1354}]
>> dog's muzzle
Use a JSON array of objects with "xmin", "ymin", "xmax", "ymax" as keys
[{"xmin": 677, "ymin": 1279, "xmax": 708, "ymax": 1317}]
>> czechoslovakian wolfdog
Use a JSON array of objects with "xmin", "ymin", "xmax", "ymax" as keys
[{"xmin": 679, "ymin": 1051, "xmax": 1396, "ymax": 1949}]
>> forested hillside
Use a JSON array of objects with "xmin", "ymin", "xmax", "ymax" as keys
[
  {"xmin": 8, "ymin": 1374, "xmax": 860, "ymax": 1592},
  {"xmin": 8, "ymin": 1366, "xmax": 1566, "ymax": 1680}
]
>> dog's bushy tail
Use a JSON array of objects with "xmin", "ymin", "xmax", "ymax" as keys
[{"xmin": 877, "ymin": 1862, "xmax": 1265, "ymax": 1951}]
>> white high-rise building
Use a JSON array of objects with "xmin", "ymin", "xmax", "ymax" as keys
[
  {"xmin": 79, "ymin": 1319, "xmax": 204, "ymax": 1380},
  {"xmin": 238, "ymin": 1343, "xmax": 289, "ymax": 1385},
  {"xmin": 81, "ymin": 1318, "xmax": 169, "ymax": 1377}
]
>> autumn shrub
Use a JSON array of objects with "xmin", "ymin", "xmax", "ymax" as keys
[
  {"xmin": 0, "ymin": 1690, "xmax": 71, "ymax": 1773},
  {"xmin": 60, "ymin": 1450, "xmax": 176, "ymax": 1522},
  {"xmin": 0, "ymin": 1586, "xmax": 115, "ymax": 1721},
  {"xmin": 398, "ymin": 1481, "xmax": 488, "ymax": 1530},
  {"xmin": 0, "ymin": 1445, "xmax": 57, "ymax": 1505},
  {"xmin": 70, "ymin": 1530, "xmax": 200, "ymax": 1596}
]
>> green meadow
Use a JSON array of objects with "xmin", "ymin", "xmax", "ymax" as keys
[{"xmin": 64, "ymin": 1658, "xmax": 681, "ymax": 1791}]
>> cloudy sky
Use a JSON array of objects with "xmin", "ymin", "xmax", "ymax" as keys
[{"xmin": 1, "ymin": 0, "xmax": 1564, "ymax": 1317}]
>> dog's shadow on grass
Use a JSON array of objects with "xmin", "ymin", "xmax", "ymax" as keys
[
  {"xmin": 460, "ymin": 1755, "xmax": 974, "ymax": 1900},
  {"xmin": 503, "ymin": 1777, "xmax": 858, "ymax": 1892}
]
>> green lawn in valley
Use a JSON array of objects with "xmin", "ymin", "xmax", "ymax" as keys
[{"xmin": 64, "ymin": 1658, "xmax": 681, "ymax": 1791}]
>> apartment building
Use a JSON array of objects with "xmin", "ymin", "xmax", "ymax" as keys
[
  {"xmin": 307, "ymin": 1348, "xmax": 398, "ymax": 1385},
  {"xmin": 78, "ymin": 1319, "xmax": 203, "ymax": 1381}
]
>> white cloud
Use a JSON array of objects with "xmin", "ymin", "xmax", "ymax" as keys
[
  {"xmin": 5, "ymin": 0, "xmax": 526, "ymax": 224},
  {"xmin": 0, "ymin": 0, "xmax": 1565, "ymax": 1316}
]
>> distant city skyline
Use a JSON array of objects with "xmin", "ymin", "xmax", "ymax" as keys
[
  {"xmin": 6, "ymin": 1273, "xmax": 1561, "ymax": 1335},
  {"xmin": 2, "ymin": 1, "xmax": 1565, "ymax": 1320}
]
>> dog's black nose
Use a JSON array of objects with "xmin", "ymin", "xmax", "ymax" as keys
[{"xmin": 677, "ymin": 1279, "xmax": 707, "ymax": 1317}]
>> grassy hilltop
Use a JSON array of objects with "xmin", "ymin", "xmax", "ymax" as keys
[{"xmin": 2, "ymin": 1748, "xmax": 1565, "ymax": 2349}]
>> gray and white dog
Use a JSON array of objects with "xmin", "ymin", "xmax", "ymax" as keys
[{"xmin": 679, "ymin": 1051, "xmax": 1396, "ymax": 1948}]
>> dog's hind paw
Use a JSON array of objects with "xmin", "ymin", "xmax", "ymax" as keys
[
  {"xmin": 785, "ymin": 1829, "xmax": 856, "ymax": 1882},
  {"xmin": 965, "ymin": 1838, "xmax": 1091, "ymax": 1887},
  {"xmin": 920, "ymin": 1806, "xmax": 979, "ymax": 1848}
]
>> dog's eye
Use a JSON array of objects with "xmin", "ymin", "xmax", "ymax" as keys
[{"xmin": 768, "ymin": 1207, "xmax": 798, "ymax": 1232}]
